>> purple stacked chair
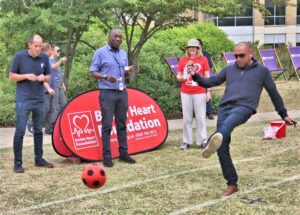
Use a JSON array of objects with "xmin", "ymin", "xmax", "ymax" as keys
[
  {"xmin": 165, "ymin": 56, "xmax": 179, "ymax": 77},
  {"xmin": 288, "ymin": 46, "xmax": 300, "ymax": 81},
  {"xmin": 223, "ymin": 52, "xmax": 236, "ymax": 65},
  {"xmin": 258, "ymin": 49, "xmax": 287, "ymax": 81}
]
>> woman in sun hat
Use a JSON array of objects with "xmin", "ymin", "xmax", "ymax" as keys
[{"xmin": 177, "ymin": 38, "xmax": 211, "ymax": 150}]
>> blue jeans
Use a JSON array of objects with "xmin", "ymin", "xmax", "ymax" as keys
[
  {"xmin": 13, "ymin": 101, "xmax": 45, "ymax": 165},
  {"xmin": 27, "ymin": 93, "xmax": 54, "ymax": 133},
  {"xmin": 99, "ymin": 89, "xmax": 128, "ymax": 159},
  {"xmin": 216, "ymin": 105, "xmax": 253, "ymax": 186}
]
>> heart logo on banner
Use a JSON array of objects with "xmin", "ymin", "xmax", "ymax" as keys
[{"xmin": 72, "ymin": 114, "xmax": 91, "ymax": 137}]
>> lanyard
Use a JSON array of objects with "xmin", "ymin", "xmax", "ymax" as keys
[{"xmin": 107, "ymin": 45, "xmax": 124, "ymax": 77}]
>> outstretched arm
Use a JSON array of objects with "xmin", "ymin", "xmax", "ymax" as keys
[
  {"xmin": 263, "ymin": 70, "xmax": 297, "ymax": 126},
  {"xmin": 190, "ymin": 69, "xmax": 225, "ymax": 88}
]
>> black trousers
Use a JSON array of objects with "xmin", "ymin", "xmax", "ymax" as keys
[
  {"xmin": 99, "ymin": 89, "xmax": 128, "ymax": 159},
  {"xmin": 206, "ymin": 100, "xmax": 213, "ymax": 116}
]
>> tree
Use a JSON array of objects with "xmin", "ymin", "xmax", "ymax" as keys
[
  {"xmin": 0, "ymin": 0, "xmax": 110, "ymax": 87},
  {"xmin": 0, "ymin": 0, "xmax": 293, "ymax": 84},
  {"xmin": 99, "ymin": 0, "xmax": 292, "ymax": 80}
]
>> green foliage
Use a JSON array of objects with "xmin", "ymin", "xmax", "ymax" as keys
[
  {"xmin": 128, "ymin": 75, "xmax": 182, "ymax": 119},
  {"xmin": 66, "ymin": 21, "xmax": 108, "ymax": 99},
  {"xmin": 66, "ymin": 60, "xmax": 98, "ymax": 99},
  {"xmin": 0, "ymin": 76, "xmax": 16, "ymax": 126},
  {"xmin": 211, "ymin": 93, "xmax": 222, "ymax": 114}
]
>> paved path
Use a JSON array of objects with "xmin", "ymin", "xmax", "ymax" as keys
[{"xmin": 1, "ymin": 110, "xmax": 300, "ymax": 149}]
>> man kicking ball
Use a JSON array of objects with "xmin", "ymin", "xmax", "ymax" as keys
[{"xmin": 189, "ymin": 42, "xmax": 296, "ymax": 196}]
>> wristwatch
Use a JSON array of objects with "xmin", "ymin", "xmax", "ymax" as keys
[{"xmin": 102, "ymin": 75, "xmax": 107, "ymax": 80}]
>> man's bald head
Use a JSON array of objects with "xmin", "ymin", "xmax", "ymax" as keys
[
  {"xmin": 108, "ymin": 29, "xmax": 122, "ymax": 50},
  {"xmin": 234, "ymin": 41, "xmax": 253, "ymax": 69},
  {"xmin": 28, "ymin": 34, "xmax": 43, "ymax": 45},
  {"xmin": 236, "ymin": 42, "xmax": 252, "ymax": 52},
  {"xmin": 28, "ymin": 34, "xmax": 43, "ymax": 58}
]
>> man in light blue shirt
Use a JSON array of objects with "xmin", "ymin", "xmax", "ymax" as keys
[
  {"xmin": 89, "ymin": 29, "xmax": 136, "ymax": 167},
  {"xmin": 49, "ymin": 45, "xmax": 67, "ymax": 130}
]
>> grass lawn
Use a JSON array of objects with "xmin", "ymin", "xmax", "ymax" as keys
[{"xmin": 0, "ymin": 118, "xmax": 299, "ymax": 214}]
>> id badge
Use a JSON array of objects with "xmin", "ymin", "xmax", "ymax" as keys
[{"xmin": 119, "ymin": 82, "xmax": 124, "ymax": 91}]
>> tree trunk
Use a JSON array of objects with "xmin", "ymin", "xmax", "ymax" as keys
[
  {"xmin": 129, "ymin": 50, "xmax": 141, "ymax": 82},
  {"xmin": 63, "ymin": 28, "xmax": 81, "ymax": 89},
  {"xmin": 63, "ymin": 28, "xmax": 74, "ymax": 88}
]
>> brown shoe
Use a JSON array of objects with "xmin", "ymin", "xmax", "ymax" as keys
[{"xmin": 222, "ymin": 185, "xmax": 238, "ymax": 196}]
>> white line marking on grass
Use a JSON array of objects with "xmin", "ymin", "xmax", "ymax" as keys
[
  {"xmin": 3, "ymin": 146, "xmax": 300, "ymax": 215},
  {"xmin": 169, "ymin": 174, "xmax": 300, "ymax": 215}
]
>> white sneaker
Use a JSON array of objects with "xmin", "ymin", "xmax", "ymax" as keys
[
  {"xmin": 202, "ymin": 133, "xmax": 223, "ymax": 158},
  {"xmin": 180, "ymin": 142, "xmax": 190, "ymax": 150}
]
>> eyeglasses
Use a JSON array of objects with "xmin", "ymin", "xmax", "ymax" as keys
[
  {"xmin": 56, "ymin": 49, "xmax": 60, "ymax": 53},
  {"xmin": 234, "ymin": 53, "xmax": 246, "ymax": 59}
]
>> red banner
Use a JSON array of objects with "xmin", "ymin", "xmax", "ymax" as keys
[
  {"xmin": 53, "ymin": 88, "xmax": 168, "ymax": 161},
  {"xmin": 52, "ymin": 114, "xmax": 72, "ymax": 157}
]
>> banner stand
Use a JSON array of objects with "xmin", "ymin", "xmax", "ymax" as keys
[{"xmin": 52, "ymin": 88, "xmax": 168, "ymax": 161}]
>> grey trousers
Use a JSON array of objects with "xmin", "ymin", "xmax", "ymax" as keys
[
  {"xmin": 52, "ymin": 81, "xmax": 67, "ymax": 123},
  {"xmin": 181, "ymin": 92, "xmax": 207, "ymax": 146},
  {"xmin": 44, "ymin": 93, "xmax": 53, "ymax": 133}
]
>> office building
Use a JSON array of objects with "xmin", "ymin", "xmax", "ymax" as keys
[{"xmin": 188, "ymin": 0, "xmax": 300, "ymax": 46}]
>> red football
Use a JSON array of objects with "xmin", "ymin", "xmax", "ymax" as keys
[{"xmin": 82, "ymin": 164, "xmax": 107, "ymax": 189}]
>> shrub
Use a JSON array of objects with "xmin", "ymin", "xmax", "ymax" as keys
[
  {"xmin": 128, "ymin": 75, "xmax": 182, "ymax": 119},
  {"xmin": 0, "ymin": 76, "xmax": 16, "ymax": 126},
  {"xmin": 211, "ymin": 93, "xmax": 222, "ymax": 114}
]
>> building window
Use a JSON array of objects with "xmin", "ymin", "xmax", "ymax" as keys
[
  {"xmin": 209, "ymin": 7, "xmax": 253, "ymax": 26},
  {"xmin": 297, "ymin": 34, "xmax": 300, "ymax": 46},
  {"xmin": 264, "ymin": 34, "xmax": 286, "ymax": 48},
  {"xmin": 297, "ymin": 0, "xmax": 300, "ymax": 24},
  {"xmin": 265, "ymin": 0, "xmax": 285, "ymax": 25}
]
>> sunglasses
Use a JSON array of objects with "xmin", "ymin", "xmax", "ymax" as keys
[
  {"xmin": 56, "ymin": 49, "xmax": 61, "ymax": 53},
  {"xmin": 234, "ymin": 53, "xmax": 246, "ymax": 59}
]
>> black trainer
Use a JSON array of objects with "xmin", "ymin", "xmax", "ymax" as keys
[
  {"xmin": 35, "ymin": 159, "xmax": 54, "ymax": 168},
  {"xmin": 103, "ymin": 158, "xmax": 113, "ymax": 168},
  {"xmin": 119, "ymin": 154, "xmax": 136, "ymax": 164},
  {"xmin": 14, "ymin": 164, "xmax": 24, "ymax": 173},
  {"xmin": 207, "ymin": 115, "xmax": 215, "ymax": 120}
]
